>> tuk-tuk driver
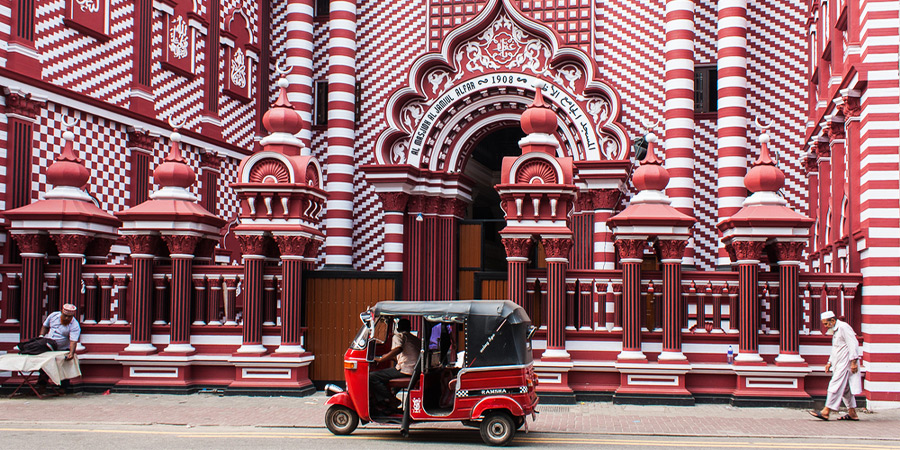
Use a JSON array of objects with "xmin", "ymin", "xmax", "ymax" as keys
[{"xmin": 370, "ymin": 318, "xmax": 421, "ymax": 413}]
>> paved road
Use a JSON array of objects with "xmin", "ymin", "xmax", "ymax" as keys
[
  {"xmin": 2, "ymin": 391, "xmax": 899, "ymax": 448},
  {"xmin": 2, "ymin": 424, "xmax": 899, "ymax": 449}
]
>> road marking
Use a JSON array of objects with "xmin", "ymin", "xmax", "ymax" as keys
[{"xmin": 1, "ymin": 427, "xmax": 897, "ymax": 449}]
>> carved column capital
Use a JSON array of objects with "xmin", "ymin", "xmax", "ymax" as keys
[
  {"xmin": 163, "ymin": 234, "xmax": 201, "ymax": 256},
  {"xmin": 541, "ymin": 237, "xmax": 573, "ymax": 261},
  {"xmin": 123, "ymin": 234, "xmax": 159, "ymax": 256},
  {"xmin": 52, "ymin": 233, "xmax": 94, "ymax": 256},
  {"xmin": 815, "ymin": 141, "xmax": 831, "ymax": 158},
  {"xmin": 773, "ymin": 241, "xmax": 806, "ymax": 263},
  {"xmin": 377, "ymin": 192, "xmax": 409, "ymax": 212},
  {"xmin": 440, "ymin": 197, "xmax": 468, "ymax": 217},
  {"xmin": 424, "ymin": 196, "xmax": 441, "ymax": 214},
  {"xmin": 594, "ymin": 189, "xmax": 622, "ymax": 210},
  {"xmin": 731, "ymin": 240, "xmax": 765, "ymax": 263},
  {"xmin": 304, "ymin": 238, "xmax": 323, "ymax": 260},
  {"xmin": 616, "ymin": 239, "xmax": 646, "ymax": 262},
  {"xmin": 657, "ymin": 239, "xmax": 688, "ymax": 263},
  {"xmin": 11, "ymin": 233, "xmax": 49, "ymax": 255},
  {"xmin": 235, "ymin": 233, "xmax": 267, "ymax": 257},
  {"xmin": 4, "ymin": 92, "xmax": 40, "ymax": 120},
  {"xmin": 274, "ymin": 234, "xmax": 311, "ymax": 257},
  {"xmin": 126, "ymin": 129, "xmax": 155, "ymax": 153},
  {"xmin": 502, "ymin": 237, "xmax": 534, "ymax": 260}
]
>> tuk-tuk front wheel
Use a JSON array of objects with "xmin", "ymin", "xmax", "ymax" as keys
[
  {"xmin": 480, "ymin": 411, "xmax": 516, "ymax": 446},
  {"xmin": 325, "ymin": 405, "xmax": 359, "ymax": 435}
]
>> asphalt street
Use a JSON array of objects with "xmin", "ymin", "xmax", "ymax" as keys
[{"xmin": 3, "ymin": 424, "xmax": 900, "ymax": 450}]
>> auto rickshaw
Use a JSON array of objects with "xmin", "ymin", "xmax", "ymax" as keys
[{"xmin": 324, "ymin": 300, "xmax": 539, "ymax": 446}]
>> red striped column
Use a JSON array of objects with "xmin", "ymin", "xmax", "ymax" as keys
[
  {"xmin": 593, "ymin": 189, "xmax": 621, "ymax": 270},
  {"xmin": 275, "ymin": 235, "xmax": 310, "ymax": 353},
  {"xmin": 207, "ymin": 277, "xmax": 222, "ymax": 325},
  {"xmin": 323, "ymin": 0, "xmax": 358, "ymax": 267},
  {"xmin": 663, "ymin": 0, "xmax": 696, "ymax": 265},
  {"xmin": 377, "ymin": 192, "xmax": 408, "ymax": 272},
  {"xmin": 503, "ymin": 237, "xmax": 533, "ymax": 307},
  {"xmin": 715, "ymin": 0, "xmax": 749, "ymax": 267},
  {"xmin": 51, "ymin": 234, "xmax": 92, "ymax": 312},
  {"xmin": 542, "ymin": 237, "xmax": 573, "ymax": 358},
  {"xmin": 774, "ymin": 241, "xmax": 805, "ymax": 365},
  {"xmin": 99, "ymin": 276, "xmax": 113, "ymax": 324},
  {"xmin": 658, "ymin": 239, "xmax": 688, "ymax": 361},
  {"xmin": 6, "ymin": 275, "xmax": 21, "ymax": 324},
  {"xmin": 154, "ymin": 276, "xmax": 168, "ymax": 325},
  {"xmin": 405, "ymin": 196, "xmax": 425, "ymax": 301},
  {"xmin": 163, "ymin": 234, "xmax": 199, "ymax": 354},
  {"xmin": 572, "ymin": 195, "xmax": 594, "ymax": 270},
  {"xmin": 437, "ymin": 198, "xmax": 464, "ymax": 300},
  {"xmin": 224, "ymin": 278, "xmax": 238, "ymax": 325},
  {"xmin": 423, "ymin": 197, "xmax": 440, "ymax": 300},
  {"xmin": 123, "ymin": 234, "xmax": 158, "ymax": 353},
  {"xmin": 731, "ymin": 240, "xmax": 764, "ymax": 364},
  {"xmin": 285, "ymin": 0, "xmax": 315, "ymax": 147},
  {"xmin": 237, "ymin": 234, "xmax": 267, "ymax": 354},
  {"xmin": 617, "ymin": 239, "xmax": 647, "ymax": 361},
  {"xmin": 192, "ymin": 277, "xmax": 207, "ymax": 325},
  {"xmin": 11, "ymin": 234, "xmax": 47, "ymax": 340}
]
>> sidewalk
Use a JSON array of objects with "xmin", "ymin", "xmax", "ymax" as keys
[{"xmin": 1, "ymin": 392, "xmax": 898, "ymax": 441}]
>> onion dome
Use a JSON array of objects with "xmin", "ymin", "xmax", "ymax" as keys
[
  {"xmin": 521, "ymin": 81, "xmax": 557, "ymax": 135},
  {"xmin": 631, "ymin": 132, "xmax": 669, "ymax": 192},
  {"xmin": 262, "ymin": 78, "xmax": 303, "ymax": 136},
  {"xmin": 46, "ymin": 127, "xmax": 90, "ymax": 189},
  {"xmin": 744, "ymin": 131, "xmax": 785, "ymax": 193},
  {"xmin": 153, "ymin": 128, "xmax": 196, "ymax": 190}
]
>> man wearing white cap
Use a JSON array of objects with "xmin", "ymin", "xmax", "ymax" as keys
[
  {"xmin": 809, "ymin": 310, "xmax": 861, "ymax": 421},
  {"xmin": 33, "ymin": 303, "xmax": 81, "ymax": 393}
]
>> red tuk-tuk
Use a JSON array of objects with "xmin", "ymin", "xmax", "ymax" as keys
[{"xmin": 324, "ymin": 300, "xmax": 539, "ymax": 446}]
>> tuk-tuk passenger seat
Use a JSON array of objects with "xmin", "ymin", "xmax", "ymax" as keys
[{"xmin": 387, "ymin": 377, "xmax": 412, "ymax": 390}]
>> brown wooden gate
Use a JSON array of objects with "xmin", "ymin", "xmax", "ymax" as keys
[{"xmin": 304, "ymin": 271, "xmax": 400, "ymax": 386}]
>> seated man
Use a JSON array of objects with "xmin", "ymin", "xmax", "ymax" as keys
[
  {"xmin": 36, "ymin": 303, "xmax": 81, "ymax": 391},
  {"xmin": 369, "ymin": 318, "xmax": 420, "ymax": 413}
]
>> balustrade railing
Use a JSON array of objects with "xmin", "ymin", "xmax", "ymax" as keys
[{"xmin": 523, "ymin": 268, "xmax": 861, "ymax": 339}]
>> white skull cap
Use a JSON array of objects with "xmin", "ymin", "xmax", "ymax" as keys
[{"xmin": 821, "ymin": 311, "xmax": 835, "ymax": 320}]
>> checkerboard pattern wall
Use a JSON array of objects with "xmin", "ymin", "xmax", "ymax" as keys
[{"xmin": 34, "ymin": 104, "xmax": 131, "ymax": 214}]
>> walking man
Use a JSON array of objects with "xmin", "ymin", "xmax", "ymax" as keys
[{"xmin": 809, "ymin": 311, "xmax": 861, "ymax": 421}]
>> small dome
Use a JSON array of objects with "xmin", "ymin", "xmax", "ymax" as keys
[
  {"xmin": 47, "ymin": 129, "xmax": 90, "ymax": 188},
  {"xmin": 262, "ymin": 78, "xmax": 303, "ymax": 136},
  {"xmin": 632, "ymin": 132, "xmax": 669, "ymax": 191},
  {"xmin": 744, "ymin": 132, "xmax": 785, "ymax": 193},
  {"xmin": 521, "ymin": 81, "xmax": 557, "ymax": 135},
  {"xmin": 153, "ymin": 130, "xmax": 196, "ymax": 189}
]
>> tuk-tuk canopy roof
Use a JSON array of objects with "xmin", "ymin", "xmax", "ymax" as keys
[{"xmin": 372, "ymin": 300, "xmax": 529, "ymax": 325}]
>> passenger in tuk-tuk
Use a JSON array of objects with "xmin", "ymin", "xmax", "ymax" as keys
[
  {"xmin": 370, "ymin": 318, "xmax": 420, "ymax": 414},
  {"xmin": 428, "ymin": 322, "xmax": 457, "ymax": 367}
]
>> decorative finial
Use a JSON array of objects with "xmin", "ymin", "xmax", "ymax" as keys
[
  {"xmin": 520, "ymin": 80, "xmax": 556, "ymax": 136},
  {"xmin": 744, "ymin": 117, "xmax": 785, "ymax": 194}
]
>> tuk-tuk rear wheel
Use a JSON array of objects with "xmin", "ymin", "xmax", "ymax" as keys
[
  {"xmin": 325, "ymin": 405, "xmax": 359, "ymax": 435},
  {"xmin": 479, "ymin": 411, "xmax": 516, "ymax": 446}
]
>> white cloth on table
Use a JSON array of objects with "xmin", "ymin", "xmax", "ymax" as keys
[{"xmin": 0, "ymin": 351, "xmax": 81, "ymax": 385}]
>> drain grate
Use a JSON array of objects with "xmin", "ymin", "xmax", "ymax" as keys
[{"xmin": 538, "ymin": 405, "xmax": 572, "ymax": 413}]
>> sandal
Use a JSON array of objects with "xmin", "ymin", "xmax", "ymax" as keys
[
  {"xmin": 837, "ymin": 414, "xmax": 859, "ymax": 421},
  {"xmin": 809, "ymin": 410, "xmax": 829, "ymax": 421}
]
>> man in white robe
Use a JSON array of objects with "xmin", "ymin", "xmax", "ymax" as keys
[{"xmin": 809, "ymin": 310, "xmax": 861, "ymax": 421}]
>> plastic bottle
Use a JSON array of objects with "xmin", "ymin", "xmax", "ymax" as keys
[{"xmin": 727, "ymin": 345, "xmax": 734, "ymax": 364}]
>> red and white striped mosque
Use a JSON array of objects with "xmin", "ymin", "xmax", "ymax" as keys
[{"xmin": 0, "ymin": 0, "xmax": 898, "ymax": 407}]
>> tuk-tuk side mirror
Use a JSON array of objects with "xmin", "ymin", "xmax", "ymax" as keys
[{"xmin": 526, "ymin": 325, "xmax": 537, "ymax": 340}]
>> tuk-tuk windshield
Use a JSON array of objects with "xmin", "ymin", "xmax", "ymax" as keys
[{"xmin": 350, "ymin": 325, "xmax": 368, "ymax": 350}]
